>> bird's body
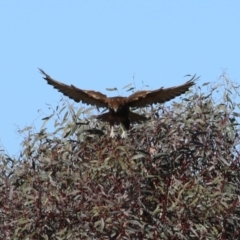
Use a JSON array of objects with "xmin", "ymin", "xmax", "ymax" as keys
[
  {"xmin": 96, "ymin": 99, "xmax": 147, "ymax": 137},
  {"xmin": 39, "ymin": 69, "xmax": 196, "ymax": 137}
]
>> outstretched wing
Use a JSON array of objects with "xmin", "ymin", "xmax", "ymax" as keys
[
  {"xmin": 127, "ymin": 75, "xmax": 197, "ymax": 108},
  {"xmin": 39, "ymin": 69, "xmax": 108, "ymax": 108}
]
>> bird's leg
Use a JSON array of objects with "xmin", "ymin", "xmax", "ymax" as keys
[
  {"xmin": 121, "ymin": 130, "xmax": 127, "ymax": 138},
  {"xmin": 110, "ymin": 126, "xmax": 115, "ymax": 138},
  {"xmin": 120, "ymin": 125, "xmax": 127, "ymax": 138}
]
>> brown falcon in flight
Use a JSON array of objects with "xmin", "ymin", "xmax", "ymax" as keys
[{"xmin": 40, "ymin": 69, "xmax": 196, "ymax": 138}]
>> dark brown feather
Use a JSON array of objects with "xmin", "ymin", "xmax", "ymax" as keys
[
  {"xmin": 127, "ymin": 75, "xmax": 196, "ymax": 108},
  {"xmin": 128, "ymin": 112, "xmax": 149, "ymax": 122},
  {"xmin": 97, "ymin": 111, "xmax": 148, "ymax": 124},
  {"xmin": 39, "ymin": 69, "xmax": 108, "ymax": 108}
]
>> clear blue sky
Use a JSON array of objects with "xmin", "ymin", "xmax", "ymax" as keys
[{"xmin": 1, "ymin": 1, "xmax": 240, "ymax": 157}]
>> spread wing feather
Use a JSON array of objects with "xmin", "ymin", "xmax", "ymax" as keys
[
  {"xmin": 39, "ymin": 69, "xmax": 108, "ymax": 108},
  {"xmin": 127, "ymin": 75, "xmax": 197, "ymax": 107}
]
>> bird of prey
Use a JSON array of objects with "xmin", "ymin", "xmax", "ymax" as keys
[{"xmin": 39, "ymin": 69, "xmax": 196, "ymax": 138}]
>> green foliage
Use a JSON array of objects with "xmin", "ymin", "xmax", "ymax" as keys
[{"xmin": 1, "ymin": 74, "xmax": 240, "ymax": 239}]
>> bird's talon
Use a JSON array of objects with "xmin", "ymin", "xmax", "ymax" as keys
[{"xmin": 121, "ymin": 131, "xmax": 127, "ymax": 138}]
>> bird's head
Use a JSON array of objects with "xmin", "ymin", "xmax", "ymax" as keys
[{"xmin": 108, "ymin": 97, "xmax": 125, "ymax": 112}]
